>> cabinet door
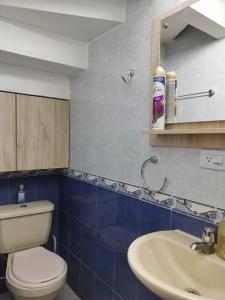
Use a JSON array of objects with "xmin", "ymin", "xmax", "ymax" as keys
[
  {"xmin": 0, "ymin": 92, "xmax": 16, "ymax": 171},
  {"xmin": 17, "ymin": 95, "xmax": 69, "ymax": 170}
]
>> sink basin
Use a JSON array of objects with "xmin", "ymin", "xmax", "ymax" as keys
[{"xmin": 128, "ymin": 230, "xmax": 225, "ymax": 300}]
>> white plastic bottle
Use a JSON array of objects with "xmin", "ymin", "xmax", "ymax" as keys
[
  {"xmin": 165, "ymin": 71, "xmax": 177, "ymax": 124},
  {"xmin": 152, "ymin": 66, "xmax": 166, "ymax": 129},
  {"xmin": 18, "ymin": 184, "xmax": 26, "ymax": 205}
]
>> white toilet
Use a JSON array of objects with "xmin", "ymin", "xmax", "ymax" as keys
[{"xmin": 0, "ymin": 200, "xmax": 67, "ymax": 300}]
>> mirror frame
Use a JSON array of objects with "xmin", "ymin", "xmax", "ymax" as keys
[{"xmin": 149, "ymin": 0, "xmax": 225, "ymax": 149}]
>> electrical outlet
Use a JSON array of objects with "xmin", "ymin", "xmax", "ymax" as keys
[{"xmin": 200, "ymin": 150, "xmax": 225, "ymax": 171}]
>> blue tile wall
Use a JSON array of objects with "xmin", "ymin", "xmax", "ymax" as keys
[
  {"xmin": 0, "ymin": 174, "xmax": 60, "ymax": 293},
  {"xmin": 0, "ymin": 172, "xmax": 215, "ymax": 297},
  {"xmin": 171, "ymin": 210, "xmax": 217, "ymax": 238},
  {"xmin": 59, "ymin": 175, "xmax": 214, "ymax": 300}
]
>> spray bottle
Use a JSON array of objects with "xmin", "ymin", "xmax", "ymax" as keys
[
  {"xmin": 165, "ymin": 71, "xmax": 177, "ymax": 124},
  {"xmin": 152, "ymin": 66, "xmax": 166, "ymax": 129}
]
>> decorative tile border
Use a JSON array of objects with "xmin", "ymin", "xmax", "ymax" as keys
[
  {"xmin": 1, "ymin": 168, "xmax": 224, "ymax": 224},
  {"xmin": 0, "ymin": 168, "xmax": 64, "ymax": 180},
  {"xmin": 65, "ymin": 168, "xmax": 225, "ymax": 224}
]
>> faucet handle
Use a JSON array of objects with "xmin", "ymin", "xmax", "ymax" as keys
[{"xmin": 202, "ymin": 227, "xmax": 215, "ymax": 245}]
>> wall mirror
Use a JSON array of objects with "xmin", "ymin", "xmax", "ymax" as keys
[{"xmin": 159, "ymin": 0, "xmax": 225, "ymax": 124}]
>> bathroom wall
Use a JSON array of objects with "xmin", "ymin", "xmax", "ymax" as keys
[
  {"xmin": 59, "ymin": 173, "xmax": 213, "ymax": 300},
  {"xmin": 70, "ymin": 0, "xmax": 225, "ymax": 210},
  {"xmin": 0, "ymin": 173, "xmax": 60, "ymax": 293}
]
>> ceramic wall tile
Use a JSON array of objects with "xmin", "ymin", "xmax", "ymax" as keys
[
  {"xmin": 69, "ymin": 0, "xmax": 222, "ymax": 209},
  {"xmin": 59, "ymin": 173, "xmax": 222, "ymax": 300}
]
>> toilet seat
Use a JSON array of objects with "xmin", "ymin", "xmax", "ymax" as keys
[
  {"xmin": 12, "ymin": 247, "xmax": 65, "ymax": 284},
  {"xmin": 7, "ymin": 246, "xmax": 67, "ymax": 289}
]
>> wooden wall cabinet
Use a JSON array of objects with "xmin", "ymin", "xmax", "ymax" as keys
[
  {"xmin": 0, "ymin": 91, "xmax": 69, "ymax": 172},
  {"xmin": 17, "ymin": 95, "xmax": 69, "ymax": 170},
  {"xmin": 0, "ymin": 92, "xmax": 16, "ymax": 171}
]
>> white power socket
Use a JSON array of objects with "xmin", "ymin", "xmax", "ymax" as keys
[{"xmin": 200, "ymin": 150, "xmax": 225, "ymax": 171}]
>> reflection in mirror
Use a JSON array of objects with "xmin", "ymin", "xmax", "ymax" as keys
[{"xmin": 160, "ymin": 0, "xmax": 225, "ymax": 123}]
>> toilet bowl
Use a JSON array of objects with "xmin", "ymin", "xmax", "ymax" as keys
[
  {"xmin": 6, "ymin": 246, "xmax": 67, "ymax": 300},
  {"xmin": 0, "ymin": 201, "xmax": 67, "ymax": 300}
]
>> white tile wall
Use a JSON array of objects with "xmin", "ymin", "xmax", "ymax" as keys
[{"xmin": 70, "ymin": 0, "xmax": 225, "ymax": 209}]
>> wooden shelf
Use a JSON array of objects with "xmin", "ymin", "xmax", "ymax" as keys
[{"xmin": 144, "ymin": 128, "xmax": 225, "ymax": 135}]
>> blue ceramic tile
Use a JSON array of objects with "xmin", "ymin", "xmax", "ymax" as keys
[
  {"xmin": 114, "ymin": 242, "xmax": 139, "ymax": 300},
  {"xmin": 58, "ymin": 244, "xmax": 70, "ymax": 264},
  {"xmin": 82, "ymin": 182, "xmax": 98, "ymax": 229},
  {"xmin": 59, "ymin": 176, "xmax": 72, "ymax": 213},
  {"xmin": 51, "ymin": 210, "xmax": 59, "ymax": 238},
  {"xmin": 70, "ymin": 179, "xmax": 83, "ymax": 220},
  {"xmin": 44, "ymin": 240, "xmax": 54, "ymax": 252},
  {"xmin": 138, "ymin": 283, "xmax": 162, "ymax": 300},
  {"xmin": 171, "ymin": 211, "xmax": 216, "ymax": 238},
  {"xmin": 80, "ymin": 224, "xmax": 97, "ymax": 270},
  {"xmin": 140, "ymin": 201, "xmax": 171, "ymax": 236},
  {"xmin": 0, "ymin": 278, "xmax": 7, "ymax": 293},
  {"xmin": 95, "ymin": 187, "xmax": 116, "ymax": 238},
  {"xmin": 69, "ymin": 216, "xmax": 82, "ymax": 259},
  {"xmin": 113, "ymin": 293, "xmax": 123, "ymax": 300},
  {"xmin": 0, "ymin": 179, "xmax": 10, "ymax": 205},
  {"xmin": 115, "ymin": 193, "xmax": 140, "ymax": 249},
  {"xmin": 67, "ymin": 253, "xmax": 81, "ymax": 297},
  {"xmin": 59, "ymin": 211, "xmax": 70, "ymax": 248},
  {"xmin": 35, "ymin": 175, "xmax": 60, "ymax": 209},
  {"xmin": 80, "ymin": 264, "xmax": 95, "ymax": 300},
  {"xmin": 24, "ymin": 175, "xmax": 59, "ymax": 207},
  {"xmin": 59, "ymin": 244, "xmax": 81, "ymax": 296},
  {"xmin": 94, "ymin": 277, "xmax": 114, "ymax": 300},
  {"xmin": 94, "ymin": 232, "xmax": 115, "ymax": 288},
  {"xmin": 0, "ymin": 256, "xmax": 6, "ymax": 278}
]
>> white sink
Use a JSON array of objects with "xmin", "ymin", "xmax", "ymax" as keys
[{"xmin": 128, "ymin": 230, "xmax": 225, "ymax": 300}]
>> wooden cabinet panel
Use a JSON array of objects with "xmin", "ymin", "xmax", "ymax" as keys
[
  {"xmin": 0, "ymin": 92, "xmax": 16, "ymax": 171},
  {"xmin": 17, "ymin": 95, "xmax": 69, "ymax": 170}
]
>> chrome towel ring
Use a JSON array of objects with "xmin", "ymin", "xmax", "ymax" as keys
[{"xmin": 141, "ymin": 156, "xmax": 167, "ymax": 194}]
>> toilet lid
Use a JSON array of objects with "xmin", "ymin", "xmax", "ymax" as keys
[{"xmin": 12, "ymin": 247, "xmax": 65, "ymax": 284}]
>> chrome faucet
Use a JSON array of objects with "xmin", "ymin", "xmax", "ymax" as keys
[{"xmin": 190, "ymin": 227, "xmax": 215, "ymax": 254}]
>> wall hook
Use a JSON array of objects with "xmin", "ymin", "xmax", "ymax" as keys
[
  {"xmin": 122, "ymin": 69, "xmax": 135, "ymax": 83},
  {"xmin": 141, "ymin": 156, "xmax": 167, "ymax": 195}
]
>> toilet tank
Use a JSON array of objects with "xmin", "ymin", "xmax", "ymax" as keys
[{"xmin": 0, "ymin": 200, "xmax": 54, "ymax": 254}]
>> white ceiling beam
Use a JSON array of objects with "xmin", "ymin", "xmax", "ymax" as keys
[
  {"xmin": 0, "ymin": 62, "xmax": 71, "ymax": 99},
  {"xmin": 0, "ymin": 0, "xmax": 126, "ymax": 75},
  {"xmin": 0, "ymin": 17, "xmax": 88, "ymax": 75},
  {"xmin": 0, "ymin": 0, "xmax": 126, "ymax": 23}
]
